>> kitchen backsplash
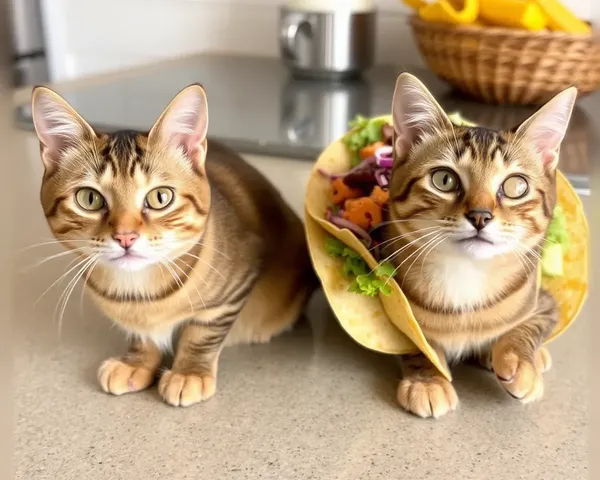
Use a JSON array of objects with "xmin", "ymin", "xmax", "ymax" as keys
[{"xmin": 40, "ymin": 0, "xmax": 424, "ymax": 82}]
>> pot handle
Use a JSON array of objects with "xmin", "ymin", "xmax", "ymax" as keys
[{"xmin": 280, "ymin": 16, "xmax": 310, "ymax": 60}]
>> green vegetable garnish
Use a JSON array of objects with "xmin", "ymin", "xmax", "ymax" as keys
[
  {"xmin": 325, "ymin": 236, "xmax": 395, "ymax": 297},
  {"xmin": 342, "ymin": 115, "xmax": 387, "ymax": 167},
  {"xmin": 542, "ymin": 206, "xmax": 569, "ymax": 277}
]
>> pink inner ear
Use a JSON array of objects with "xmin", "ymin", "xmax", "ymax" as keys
[
  {"xmin": 530, "ymin": 130, "xmax": 562, "ymax": 168},
  {"xmin": 541, "ymin": 150, "xmax": 558, "ymax": 168},
  {"xmin": 170, "ymin": 132, "xmax": 205, "ymax": 167}
]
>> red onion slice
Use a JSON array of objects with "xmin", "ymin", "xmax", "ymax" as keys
[
  {"xmin": 327, "ymin": 211, "xmax": 373, "ymax": 247},
  {"xmin": 375, "ymin": 169, "xmax": 389, "ymax": 187},
  {"xmin": 375, "ymin": 145, "xmax": 394, "ymax": 168},
  {"xmin": 319, "ymin": 156, "xmax": 378, "ymax": 181}
]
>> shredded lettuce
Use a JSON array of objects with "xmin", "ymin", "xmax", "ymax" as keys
[
  {"xmin": 542, "ymin": 206, "xmax": 569, "ymax": 277},
  {"xmin": 325, "ymin": 237, "xmax": 394, "ymax": 297},
  {"xmin": 342, "ymin": 115, "xmax": 387, "ymax": 167}
]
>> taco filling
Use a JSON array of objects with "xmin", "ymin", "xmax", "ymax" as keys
[{"xmin": 321, "ymin": 115, "xmax": 571, "ymax": 297}]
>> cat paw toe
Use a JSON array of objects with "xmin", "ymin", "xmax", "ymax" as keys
[
  {"xmin": 397, "ymin": 376, "xmax": 458, "ymax": 419},
  {"xmin": 158, "ymin": 371, "xmax": 216, "ymax": 407},
  {"xmin": 98, "ymin": 358, "xmax": 155, "ymax": 396},
  {"xmin": 492, "ymin": 348, "xmax": 544, "ymax": 403}
]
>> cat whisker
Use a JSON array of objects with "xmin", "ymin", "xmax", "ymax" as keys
[
  {"xmin": 79, "ymin": 256, "xmax": 101, "ymax": 315},
  {"xmin": 157, "ymin": 263, "xmax": 175, "ymax": 297},
  {"xmin": 182, "ymin": 252, "xmax": 225, "ymax": 280},
  {"xmin": 512, "ymin": 243, "xmax": 539, "ymax": 273},
  {"xmin": 513, "ymin": 249, "xmax": 534, "ymax": 282},
  {"xmin": 375, "ymin": 229, "xmax": 442, "ymax": 271},
  {"xmin": 369, "ymin": 218, "xmax": 451, "ymax": 232},
  {"xmin": 54, "ymin": 254, "xmax": 101, "ymax": 337},
  {"xmin": 193, "ymin": 241, "xmax": 230, "ymax": 260},
  {"xmin": 398, "ymin": 233, "xmax": 445, "ymax": 289},
  {"xmin": 160, "ymin": 260, "xmax": 185, "ymax": 291},
  {"xmin": 419, "ymin": 234, "xmax": 450, "ymax": 278},
  {"xmin": 178, "ymin": 260, "xmax": 208, "ymax": 309},
  {"xmin": 159, "ymin": 260, "xmax": 187, "ymax": 305},
  {"xmin": 166, "ymin": 260, "xmax": 198, "ymax": 313},
  {"xmin": 369, "ymin": 225, "xmax": 442, "ymax": 252},
  {"xmin": 21, "ymin": 246, "xmax": 91, "ymax": 273},
  {"xmin": 18, "ymin": 239, "xmax": 96, "ymax": 253},
  {"xmin": 34, "ymin": 254, "xmax": 91, "ymax": 306}
]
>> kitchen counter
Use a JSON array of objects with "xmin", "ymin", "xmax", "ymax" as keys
[{"xmin": 12, "ymin": 54, "xmax": 591, "ymax": 479}]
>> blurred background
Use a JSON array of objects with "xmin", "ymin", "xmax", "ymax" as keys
[{"xmin": 7, "ymin": 0, "xmax": 593, "ymax": 86}]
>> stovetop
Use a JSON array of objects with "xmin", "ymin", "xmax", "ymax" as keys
[{"xmin": 15, "ymin": 54, "xmax": 593, "ymax": 192}]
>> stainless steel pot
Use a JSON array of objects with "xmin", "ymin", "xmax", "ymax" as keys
[
  {"xmin": 278, "ymin": 6, "xmax": 376, "ymax": 80},
  {"xmin": 279, "ymin": 76, "xmax": 373, "ymax": 149}
]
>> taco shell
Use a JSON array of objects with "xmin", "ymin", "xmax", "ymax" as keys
[{"xmin": 305, "ymin": 115, "xmax": 588, "ymax": 381}]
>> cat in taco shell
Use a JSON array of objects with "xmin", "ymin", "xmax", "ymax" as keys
[{"xmin": 305, "ymin": 73, "xmax": 588, "ymax": 419}]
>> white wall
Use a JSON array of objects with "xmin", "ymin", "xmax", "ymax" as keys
[{"xmin": 40, "ymin": 0, "xmax": 593, "ymax": 82}]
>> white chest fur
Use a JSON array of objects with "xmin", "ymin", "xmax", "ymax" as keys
[{"xmin": 421, "ymin": 255, "xmax": 492, "ymax": 310}]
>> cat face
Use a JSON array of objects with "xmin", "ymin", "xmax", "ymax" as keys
[
  {"xmin": 389, "ymin": 74, "xmax": 576, "ymax": 261},
  {"xmin": 32, "ymin": 85, "xmax": 210, "ymax": 272}
]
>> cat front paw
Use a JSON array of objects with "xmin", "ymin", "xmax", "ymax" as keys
[
  {"xmin": 158, "ymin": 370, "xmax": 216, "ymax": 407},
  {"xmin": 98, "ymin": 358, "xmax": 156, "ymax": 396},
  {"xmin": 491, "ymin": 345, "xmax": 545, "ymax": 403},
  {"xmin": 397, "ymin": 376, "xmax": 458, "ymax": 419}
]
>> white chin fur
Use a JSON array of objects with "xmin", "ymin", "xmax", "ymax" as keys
[
  {"xmin": 452, "ymin": 239, "xmax": 508, "ymax": 260},
  {"xmin": 108, "ymin": 256, "xmax": 156, "ymax": 272}
]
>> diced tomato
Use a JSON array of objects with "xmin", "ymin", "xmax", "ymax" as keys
[
  {"xmin": 330, "ymin": 177, "xmax": 363, "ymax": 205},
  {"xmin": 342, "ymin": 197, "xmax": 383, "ymax": 230},
  {"xmin": 370, "ymin": 185, "xmax": 389, "ymax": 206}
]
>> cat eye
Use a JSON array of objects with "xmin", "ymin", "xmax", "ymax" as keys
[
  {"xmin": 145, "ymin": 187, "xmax": 174, "ymax": 210},
  {"xmin": 502, "ymin": 175, "xmax": 529, "ymax": 199},
  {"xmin": 431, "ymin": 169, "xmax": 459, "ymax": 193},
  {"xmin": 75, "ymin": 188, "xmax": 105, "ymax": 211}
]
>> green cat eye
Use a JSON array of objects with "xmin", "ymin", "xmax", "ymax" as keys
[
  {"xmin": 145, "ymin": 187, "xmax": 174, "ymax": 210},
  {"xmin": 502, "ymin": 175, "xmax": 529, "ymax": 199},
  {"xmin": 431, "ymin": 169, "xmax": 459, "ymax": 193},
  {"xmin": 75, "ymin": 188, "xmax": 105, "ymax": 211}
]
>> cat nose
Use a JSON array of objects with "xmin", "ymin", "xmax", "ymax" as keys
[
  {"xmin": 112, "ymin": 232, "xmax": 139, "ymax": 249},
  {"xmin": 465, "ymin": 209, "xmax": 493, "ymax": 231}
]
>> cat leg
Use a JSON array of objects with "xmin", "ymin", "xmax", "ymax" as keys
[
  {"xmin": 158, "ymin": 319, "xmax": 234, "ymax": 407},
  {"xmin": 474, "ymin": 346, "xmax": 552, "ymax": 374},
  {"xmin": 397, "ymin": 347, "xmax": 458, "ymax": 419},
  {"xmin": 98, "ymin": 338, "xmax": 162, "ymax": 395},
  {"xmin": 491, "ymin": 289, "xmax": 558, "ymax": 403}
]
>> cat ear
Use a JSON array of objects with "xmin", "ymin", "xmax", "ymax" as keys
[
  {"xmin": 31, "ymin": 86, "xmax": 96, "ymax": 172},
  {"xmin": 514, "ymin": 87, "xmax": 577, "ymax": 171},
  {"xmin": 148, "ymin": 84, "xmax": 209, "ymax": 170},
  {"xmin": 391, "ymin": 73, "xmax": 453, "ymax": 158}
]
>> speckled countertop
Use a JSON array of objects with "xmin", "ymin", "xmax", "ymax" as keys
[{"xmin": 12, "ymin": 55, "xmax": 591, "ymax": 479}]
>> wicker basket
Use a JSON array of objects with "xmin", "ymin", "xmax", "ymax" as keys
[{"xmin": 410, "ymin": 15, "xmax": 600, "ymax": 105}]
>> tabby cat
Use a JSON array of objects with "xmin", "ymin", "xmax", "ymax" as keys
[
  {"xmin": 31, "ymin": 84, "xmax": 314, "ymax": 407},
  {"xmin": 385, "ymin": 73, "xmax": 576, "ymax": 418}
]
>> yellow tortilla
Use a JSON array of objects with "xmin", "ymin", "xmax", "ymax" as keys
[{"xmin": 305, "ymin": 114, "xmax": 588, "ymax": 381}]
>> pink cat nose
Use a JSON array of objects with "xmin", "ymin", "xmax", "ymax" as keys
[{"xmin": 112, "ymin": 232, "xmax": 139, "ymax": 249}]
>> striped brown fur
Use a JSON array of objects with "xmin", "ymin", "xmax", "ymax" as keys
[
  {"xmin": 386, "ymin": 73, "xmax": 576, "ymax": 418},
  {"xmin": 32, "ymin": 85, "xmax": 316, "ymax": 407}
]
